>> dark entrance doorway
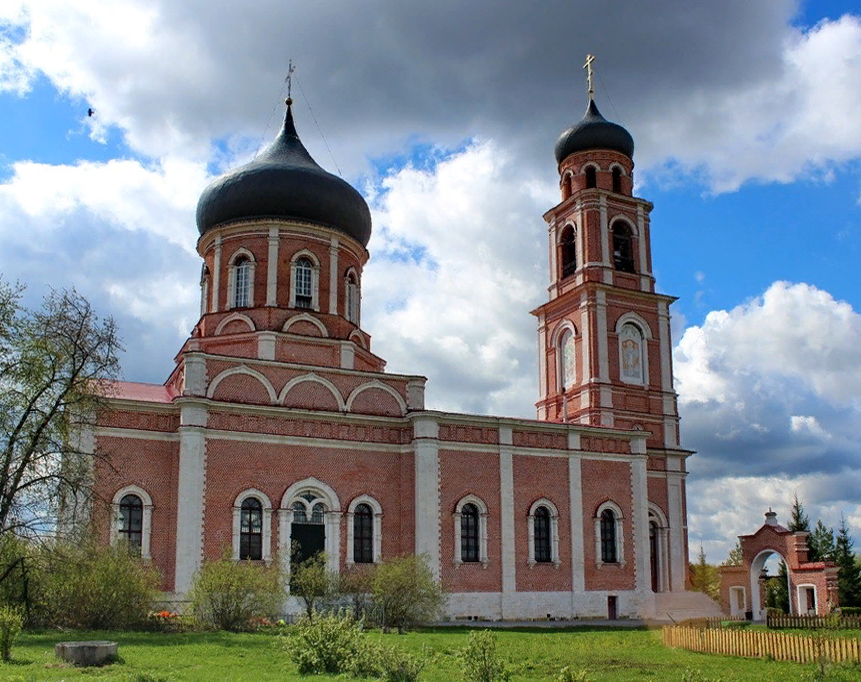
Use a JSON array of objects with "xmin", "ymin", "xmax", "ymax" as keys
[
  {"xmin": 650, "ymin": 521, "xmax": 659, "ymax": 592},
  {"xmin": 607, "ymin": 596, "xmax": 617, "ymax": 620},
  {"xmin": 291, "ymin": 523, "xmax": 325, "ymax": 565}
]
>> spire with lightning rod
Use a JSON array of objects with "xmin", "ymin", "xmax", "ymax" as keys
[{"xmin": 583, "ymin": 54, "xmax": 595, "ymax": 102}]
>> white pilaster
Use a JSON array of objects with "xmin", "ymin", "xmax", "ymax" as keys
[
  {"xmin": 537, "ymin": 314, "xmax": 547, "ymax": 402},
  {"xmin": 414, "ymin": 416, "xmax": 440, "ymax": 579},
  {"xmin": 212, "ymin": 236, "xmax": 222, "ymax": 313},
  {"xmin": 182, "ymin": 354, "xmax": 207, "ymax": 397},
  {"xmin": 406, "ymin": 379, "xmax": 425, "ymax": 411},
  {"xmin": 579, "ymin": 294, "xmax": 590, "ymax": 393},
  {"xmin": 667, "ymin": 474, "xmax": 686, "ymax": 592},
  {"xmin": 568, "ymin": 455, "xmax": 584, "ymax": 598},
  {"xmin": 631, "ymin": 456, "xmax": 653, "ymax": 615},
  {"xmin": 339, "ymin": 341, "xmax": 355, "ymax": 369},
  {"xmin": 266, "ymin": 226, "xmax": 279, "ymax": 306},
  {"xmin": 596, "ymin": 290, "xmax": 609, "ymax": 383},
  {"xmin": 329, "ymin": 238, "xmax": 339, "ymax": 315},
  {"xmin": 599, "ymin": 195, "xmax": 609, "ymax": 267},
  {"xmin": 499, "ymin": 427, "xmax": 515, "ymax": 616},
  {"xmin": 258, "ymin": 332, "xmax": 276, "ymax": 361},
  {"xmin": 175, "ymin": 403, "xmax": 207, "ymax": 594},
  {"xmin": 637, "ymin": 204, "xmax": 648, "ymax": 275},
  {"xmin": 548, "ymin": 221, "xmax": 557, "ymax": 287}
]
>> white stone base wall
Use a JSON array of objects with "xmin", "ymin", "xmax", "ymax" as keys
[{"xmin": 445, "ymin": 591, "xmax": 645, "ymax": 621}]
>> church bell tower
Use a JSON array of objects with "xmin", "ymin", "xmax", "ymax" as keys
[{"xmin": 532, "ymin": 58, "xmax": 685, "ymax": 462}]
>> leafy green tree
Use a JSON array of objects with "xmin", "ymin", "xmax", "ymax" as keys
[
  {"xmin": 373, "ymin": 555, "xmax": 445, "ymax": 633},
  {"xmin": 725, "ymin": 540, "xmax": 743, "ymax": 566},
  {"xmin": 690, "ymin": 546, "xmax": 719, "ymax": 600},
  {"xmin": 290, "ymin": 551, "xmax": 334, "ymax": 620},
  {"xmin": 834, "ymin": 515, "xmax": 861, "ymax": 607},
  {"xmin": 0, "ymin": 280, "xmax": 121, "ymax": 539},
  {"xmin": 189, "ymin": 550, "xmax": 285, "ymax": 630},
  {"xmin": 808, "ymin": 520, "xmax": 836, "ymax": 563},
  {"xmin": 787, "ymin": 493, "xmax": 810, "ymax": 532},
  {"xmin": 765, "ymin": 561, "xmax": 789, "ymax": 613}
]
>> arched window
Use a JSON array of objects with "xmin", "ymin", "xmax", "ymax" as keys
[
  {"xmin": 119, "ymin": 494, "xmax": 143, "ymax": 552},
  {"xmin": 560, "ymin": 226, "xmax": 576, "ymax": 278},
  {"xmin": 460, "ymin": 503, "xmax": 480, "ymax": 563},
  {"xmin": 294, "ymin": 257, "xmax": 314, "ymax": 309},
  {"xmin": 562, "ymin": 173, "xmax": 572, "ymax": 200},
  {"xmin": 612, "ymin": 167, "xmax": 622, "ymax": 193},
  {"xmin": 346, "ymin": 495, "xmax": 382, "ymax": 565},
  {"xmin": 619, "ymin": 323, "xmax": 645, "ymax": 384},
  {"xmin": 585, "ymin": 166, "xmax": 597, "ymax": 189},
  {"xmin": 534, "ymin": 506, "xmax": 552, "ymax": 563},
  {"xmin": 233, "ymin": 257, "xmax": 252, "ymax": 308},
  {"xmin": 595, "ymin": 501, "xmax": 624, "ymax": 566},
  {"xmin": 292, "ymin": 501, "xmax": 307, "ymax": 523},
  {"xmin": 240, "ymin": 497, "xmax": 263, "ymax": 560},
  {"xmin": 111, "ymin": 486, "xmax": 153, "ymax": 559},
  {"xmin": 600, "ymin": 509, "xmax": 617, "ymax": 563},
  {"xmin": 353, "ymin": 503, "xmax": 374, "ymax": 564},
  {"xmin": 345, "ymin": 271, "xmax": 360, "ymax": 325},
  {"xmin": 528, "ymin": 499, "xmax": 560, "ymax": 566},
  {"xmin": 559, "ymin": 329, "xmax": 575, "ymax": 391},
  {"xmin": 612, "ymin": 223, "xmax": 635, "ymax": 273},
  {"xmin": 453, "ymin": 495, "xmax": 488, "ymax": 567}
]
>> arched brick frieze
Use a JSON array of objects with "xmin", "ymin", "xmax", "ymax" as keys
[
  {"xmin": 278, "ymin": 373, "xmax": 345, "ymax": 412},
  {"xmin": 207, "ymin": 366, "xmax": 277, "ymax": 404},
  {"xmin": 214, "ymin": 312, "xmax": 256, "ymax": 336},
  {"xmin": 346, "ymin": 380, "xmax": 407, "ymax": 417},
  {"xmin": 282, "ymin": 313, "xmax": 328, "ymax": 338}
]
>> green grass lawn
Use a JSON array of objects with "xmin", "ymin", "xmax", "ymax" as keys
[{"xmin": 2, "ymin": 626, "xmax": 859, "ymax": 681}]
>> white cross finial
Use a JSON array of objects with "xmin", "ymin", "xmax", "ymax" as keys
[
  {"xmin": 285, "ymin": 60, "xmax": 296, "ymax": 102},
  {"xmin": 583, "ymin": 54, "xmax": 595, "ymax": 102}
]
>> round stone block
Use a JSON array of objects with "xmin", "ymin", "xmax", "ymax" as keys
[{"xmin": 55, "ymin": 640, "xmax": 118, "ymax": 666}]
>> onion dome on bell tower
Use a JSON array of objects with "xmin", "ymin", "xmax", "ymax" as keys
[
  {"xmin": 554, "ymin": 99, "xmax": 634, "ymax": 164},
  {"xmin": 196, "ymin": 100, "xmax": 372, "ymax": 246}
]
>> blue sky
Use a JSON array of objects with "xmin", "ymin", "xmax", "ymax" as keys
[{"xmin": 1, "ymin": 0, "xmax": 860, "ymax": 562}]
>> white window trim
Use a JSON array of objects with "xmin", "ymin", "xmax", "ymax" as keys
[
  {"xmin": 289, "ymin": 250, "xmax": 321, "ymax": 311},
  {"xmin": 595, "ymin": 501, "xmax": 625, "ymax": 567},
  {"xmin": 528, "ymin": 498, "xmax": 560, "ymax": 568},
  {"xmin": 616, "ymin": 315, "xmax": 651, "ymax": 387},
  {"xmin": 110, "ymin": 485, "xmax": 153, "ymax": 560},
  {"xmin": 346, "ymin": 495, "xmax": 382, "ymax": 565},
  {"xmin": 453, "ymin": 494, "xmax": 489, "ymax": 568},
  {"xmin": 279, "ymin": 477, "xmax": 342, "ymax": 583},
  {"xmin": 232, "ymin": 488, "xmax": 273, "ymax": 563},
  {"xmin": 344, "ymin": 267, "xmax": 360, "ymax": 326},
  {"xmin": 227, "ymin": 248, "xmax": 256, "ymax": 310},
  {"xmin": 797, "ymin": 583, "xmax": 818, "ymax": 615}
]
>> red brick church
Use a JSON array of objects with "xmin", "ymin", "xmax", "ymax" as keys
[{"xmin": 77, "ymin": 86, "xmax": 706, "ymax": 620}]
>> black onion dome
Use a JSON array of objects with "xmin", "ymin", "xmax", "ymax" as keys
[
  {"xmin": 196, "ymin": 104, "xmax": 372, "ymax": 246},
  {"xmin": 554, "ymin": 100, "xmax": 634, "ymax": 164}
]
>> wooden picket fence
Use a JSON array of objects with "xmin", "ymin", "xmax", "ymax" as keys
[
  {"xmin": 663, "ymin": 626, "xmax": 861, "ymax": 664},
  {"xmin": 767, "ymin": 613, "xmax": 861, "ymax": 630}
]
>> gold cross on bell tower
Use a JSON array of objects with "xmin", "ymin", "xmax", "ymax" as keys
[{"xmin": 583, "ymin": 54, "xmax": 595, "ymax": 102}]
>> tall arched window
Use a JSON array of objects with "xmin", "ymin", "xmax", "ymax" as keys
[
  {"xmin": 233, "ymin": 257, "xmax": 251, "ymax": 308},
  {"xmin": 119, "ymin": 494, "xmax": 143, "ymax": 552},
  {"xmin": 534, "ymin": 506, "xmax": 552, "ymax": 563},
  {"xmin": 600, "ymin": 509, "xmax": 617, "ymax": 563},
  {"xmin": 585, "ymin": 166, "xmax": 597, "ymax": 189},
  {"xmin": 560, "ymin": 226, "xmax": 576, "ymax": 278},
  {"xmin": 612, "ymin": 167, "xmax": 622, "ymax": 193},
  {"xmin": 612, "ymin": 223, "xmax": 635, "ymax": 273},
  {"xmin": 345, "ymin": 271, "xmax": 359, "ymax": 324},
  {"xmin": 294, "ymin": 257, "xmax": 314, "ymax": 309},
  {"xmin": 240, "ymin": 497, "xmax": 263, "ymax": 560},
  {"xmin": 619, "ymin": 323, "xmax": 645, "ymax": 384},
  {"xmin": 460, "ymin": 503, "xmax": 480, "ymax": 563},
  {"xmin": 558, "ymin": 329, "xmax": 575, "ymax": 391},
  {"xmin": 353, "ymin": 503, "xmax": 373, "ymax": 564}
]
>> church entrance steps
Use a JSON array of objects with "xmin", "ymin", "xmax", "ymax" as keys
[{"xmin": 652, "ymin": 591, "xmax": 723, "ymax": 622}]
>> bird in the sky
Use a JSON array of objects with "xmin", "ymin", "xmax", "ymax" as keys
[{"xmin": 87, "ymin": 108, "xmax": 95, "ymax": 117}]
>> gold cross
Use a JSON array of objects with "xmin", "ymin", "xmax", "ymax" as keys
[{"xmin": 583, "ymin": 54, "xmax": 595, "ymax": 102}]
